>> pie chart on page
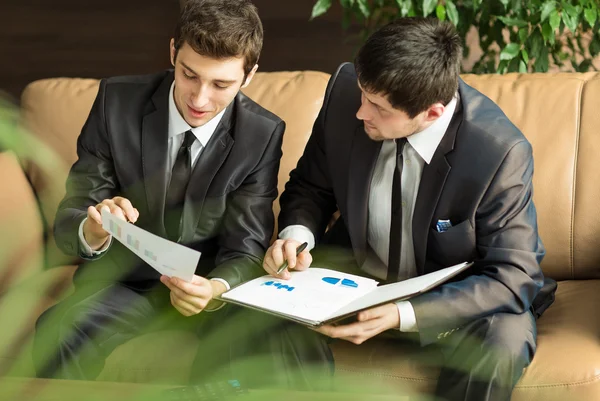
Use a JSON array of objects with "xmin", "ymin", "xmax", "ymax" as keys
[{"xmin": 322, "ymin": 277, "xmax": 359, "ymax": 288}]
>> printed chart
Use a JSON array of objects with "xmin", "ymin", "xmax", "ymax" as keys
[{"xmin": 101, "ymin": 209, "xmax": 200, "ymax": 282}]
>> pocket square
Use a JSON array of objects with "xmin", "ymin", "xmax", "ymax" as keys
[{"xmin": 435, "ymin": 219, "xmax": 452, "ymax": 233}]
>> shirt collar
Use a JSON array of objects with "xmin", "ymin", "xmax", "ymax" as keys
[
  {"xmin": 406, "ymin": 94, "xmax": 458, "ymax": 164},
  {"xmin": 168, "ymin": 82, "xmax": 226, "ymax": 147}
]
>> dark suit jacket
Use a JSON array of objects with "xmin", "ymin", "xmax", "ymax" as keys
[
  {"xmin": 55, "ymin": 71, "xmax": 284, "ymax": 288},
  {"xmin": 278, "ymin": 63, "xmax": 546, "ymax": 346}
]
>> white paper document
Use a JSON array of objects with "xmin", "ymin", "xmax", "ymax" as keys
[
  {"xmin": 101, "ymin": 209, "xmax": 200, "ymax": 282},
  {"xmin": 220, "ymin": 262, "xmax": 471, "ymax": 326}
]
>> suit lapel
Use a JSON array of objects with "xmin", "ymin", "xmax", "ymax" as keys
[
  {"xmin": 179, "ymin": 104, "xmax": 235, "ymax": 242},
  {"xmin": 142, "ymin": 74, "xmax": 173, "ymax": 235},
  {"xmin": 412, "ymin": 100, "xmax": 463, "ymax": 274},
  {"xmin": 347, "ymin": 124, "xmax": 382, "ymax": 265}
]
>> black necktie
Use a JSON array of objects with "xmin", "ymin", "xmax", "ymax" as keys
[
  {"xmin": 387, "ymin": 138, "xmax": 407, "ymax": 283},
  {"xmin": 165, "ymin": 130, "xmax": 196, "ymax": 241}
]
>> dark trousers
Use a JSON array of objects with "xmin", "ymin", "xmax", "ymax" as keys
[
  {"xmin": 32, "ymin": 282, "xmax": 333, "ymax": 390},
  {"xmin": 312, "ymin": 246, "xmax": 537, "ymax": 401}
]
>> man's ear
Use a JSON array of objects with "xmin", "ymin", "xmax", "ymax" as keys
[
  {"xmin": 425, "ymin": 103, "xmax": 445, "ymax": 122},
  {"xmin": 169, "ymin": 38, "xmax": 176, "ymax": 67},
  {"xmin": 241, "ymin": 64, "xmax": 259, "ymax": 88}
]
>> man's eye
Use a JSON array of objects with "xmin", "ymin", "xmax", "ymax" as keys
[
  {"xmin": 215, "ymin": 84, "xmax": 229, "ymax": 90},
  {"xmin": 183, "ymin": 71, "xmax": 195, "ymax": 80}
]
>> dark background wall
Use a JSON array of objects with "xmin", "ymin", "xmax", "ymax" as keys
[{"xmin": 0, "ymin": 0, "xmax": 355, "ymax": 101}]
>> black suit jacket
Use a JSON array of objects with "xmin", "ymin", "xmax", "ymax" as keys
[
  {"xmin": 279, "ymin": 63, "xmax": 547, "ymax": 346},
  {"xmin": 55, "ymin": 71, "xmax": 284, "ymax": 288}
]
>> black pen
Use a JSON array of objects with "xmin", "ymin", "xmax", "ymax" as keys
[{"xmin": 276, "ymin": 242, "xmax": 308, "ymax": 274}]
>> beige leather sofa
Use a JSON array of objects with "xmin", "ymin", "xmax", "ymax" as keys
[{"xmin": 1, "ymin": 70, "xmax": 599, "ymax": 400}]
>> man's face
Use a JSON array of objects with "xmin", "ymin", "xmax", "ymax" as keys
[
  {"xmin": 170, "ymin": 40, "xmax": 257, "ymax": 128},
  {"xmin": 356, "ymin": 82, "xmax": 427, "ymax": 141}
]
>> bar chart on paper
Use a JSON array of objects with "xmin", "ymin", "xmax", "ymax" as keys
[{"xmin": 101, "ymin": 209, "xmax": 201, "ymax": 282}]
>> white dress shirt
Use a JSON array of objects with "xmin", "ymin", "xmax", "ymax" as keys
[
  {"xmin": 78, "ymin": 82, "xmax": 228, "ymax": 291},
  {"xmin": 280, "ymin": 95, "xmax": 458, "ymax": 332}
]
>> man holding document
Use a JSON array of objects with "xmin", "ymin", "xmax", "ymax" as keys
[
  {"xmin": 33, "ymin": 0, "xmax": 327, "ymax": 388},
  {"xmin": 263, "ymin": 18, "xmax": 556, "ymax": 401}
]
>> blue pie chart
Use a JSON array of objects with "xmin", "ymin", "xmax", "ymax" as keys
[{"xmin": 322, "ymin": 277, "xmax": 358, "ymax": 288}]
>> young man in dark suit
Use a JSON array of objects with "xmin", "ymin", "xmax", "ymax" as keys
[
  {"xmin": 263, "ymin": 18, "xmax": 554, "ymax": 401},
  {"xmin": 33, "ymin": 0, "xmax": 330, "ymax": 387}
]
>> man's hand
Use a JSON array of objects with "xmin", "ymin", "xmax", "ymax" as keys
[
  {"xmin": 160, "ymin": 275, "xmax": 227, "ymax": 316},
  {"xmin": 83, "ymin": 196, "xmax": 139, "ymax": 250},
  {"xmin": 314, "ymin": 303, "xmax": 400, "ymax": 345},
  {"xmin": 263, "ymin": 238, "xmax": 312, "ymax": 279}
]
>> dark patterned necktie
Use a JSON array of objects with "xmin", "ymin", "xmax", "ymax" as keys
[
  {"xmin": 387, "ymin": 138, "xmax": 407, "ymax": 282},
  {"xmin": 165, "ymin": 130, "xmax": 195, "ymax": 241}
]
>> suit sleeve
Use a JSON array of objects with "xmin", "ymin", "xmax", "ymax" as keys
[
  {"xmin": 54, "ymin": 79, "xmax": 118, "ymax": 258},
  {"xmin": 277, "ymin": 73, "xmax": 340, "ymax": 243},
  {"xmin": 410, "ymin": 140, "xmax": 545, "ymax": 346},
  {"xmin": 207, "ymin": 121, "xmax": 285, "ymax": 287}
]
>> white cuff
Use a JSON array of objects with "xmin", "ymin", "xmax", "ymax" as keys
[
  {"xmin": 396, "ymin": 301, "xmax": 419, "ymax": 332},
  {"xmin": 205, "ymin": 278, "xmax": 231, "ymax": 312},
  {"xmin": 278, "ymin": 225, "xmax": 315, "ymax": 250},
  {"xmin": 210, "ymin": 278, "xmax": 230, "ymax": 291},
  {"xmin": 78, "ymin": 217, "xmax": 112, "ymax": 256}
]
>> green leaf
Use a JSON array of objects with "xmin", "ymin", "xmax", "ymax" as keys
[
  {"xmin": 497, "ymin": 59, "xmax": 509, "ymax": 74},
  {"xmin": 446, "ymin": 0, "xmax": 459, "ymax": 25},
  {"xmin": 562, "ymin": 1, "xmax": 578, "ymax": 19},
  {"xmin": 562, "ymin": 11, "xmax": 578, "ymax": 32},
  {"xmin": 340, "ymin": 0, "xmax": 355, "ymax": 7},
  {"xmin": 396, "ymin": 0, "xmax": 412, "ymax": 17},
  {"xmin": 584, "ymin": 8, "xmax": 597, "ymax": 27},
  {"xmin": 508, "ymin": 57, "xmax": 521, "ymax": 72},
  {"xmin": 357, "ymin": 0, "xmax": 370, "ymax": 17},
  {"xmin": 521, "ymin": 49, "xmax": 529, "ymax": 63},
  {"xmin": 542, "ymin": 21, "xmax": 554, "ymax": 44},
  {"xmin": 500, "ymin": 43, "xmax": 521, "ymax": 60},
  {"xmin": 498, "ymin": 16, "xmax": 529, "ymax": 28},
  {"xmin": 422, "ymin": 0, "xmax": 437, "ymax": 16},
  {"xmin": 436, "ymin": 4, "xmax": 446, "ymax": 21},
  {"xmin": 534, "ymin": 46, "xmax": 549, "ymax": 72},
  {"xmin": 499, "ymin": 0, "xmax": 510, "ymax": 8},
  {"xmin": 578, "ymin": 59, "xmax": 593, "ymax": 72},
  {"xmin": 541, "ymin": 1, "xmax": 556, "ymax": 21},
  {"xmin": 549, "ymin": 10, "xmax": 561, "ymax": 31},
  {"xmin": 518, "ymin": 27, "xmax": 529, "ymax": 43},
  {"xmin": 311, "ymin": 0, "xmax": 332, "ymax": 19},
  {"xmin": 529, "ymin": 29, "xmax": 544, "ymax": 59},
  {"xmin": 519, "ymin": 59, "xmax": 528, "ymax": 73}
]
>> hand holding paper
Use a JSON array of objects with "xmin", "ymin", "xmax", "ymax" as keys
[
  {"xmin": 160, "ymin": 274, "xmax": 222, "ymax": 316},
  {"xmin": 101, "ymin": 209, "xmax": 201, "ymax": 282}
]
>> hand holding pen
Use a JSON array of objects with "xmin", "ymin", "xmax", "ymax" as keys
[{"xmin": 262, "ymin": 239, "xmax": 312, "ymax": 279}]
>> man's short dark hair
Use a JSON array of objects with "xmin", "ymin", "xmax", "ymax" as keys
[
  {"xmin": 355, "ymin": 17, "xmax": 462, "ymax": 118},
  {"xmin": 173, "ymin": 0, "xmax": 263, "ymax": 78}
]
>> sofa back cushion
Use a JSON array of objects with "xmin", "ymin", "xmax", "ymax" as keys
[
  {"xmin": 0, "ymin": 152, "xmax": 44, "ymax": 289},
  {"xmin": 19, "ymin": 71, "xmax": 600, "ymax": 279},
  {"xmin": 462, "ymin": 73, "xmax": 600, "ymax": 280}
]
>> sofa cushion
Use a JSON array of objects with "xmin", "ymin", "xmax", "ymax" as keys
[
  {"xmin": 572, "ymin": 74, "xmax": 600, "ymax": 279},
  {"xmin": 331, "ymin": 279, "xmax": 600, "ymax": 401},
  {"xmin": 0, "ymin": 151, "xmax": 44, "ymax": 292},
  {"xmin": 461, "ymin": 73, "xmax": 592, "ymax": 280}
]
